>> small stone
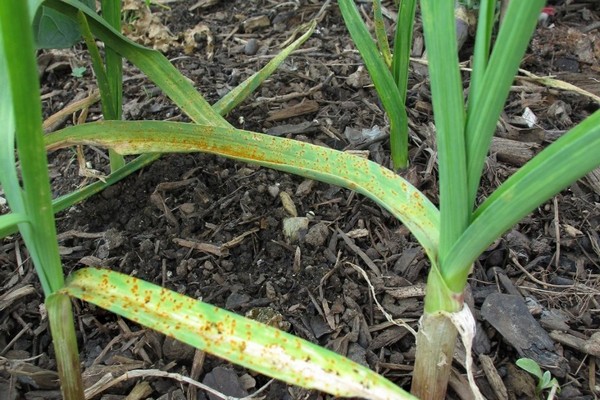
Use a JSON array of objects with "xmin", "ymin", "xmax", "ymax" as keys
[
  {"xmin": 220, "ymin": 260, "xmax": 233, "ymax": 271},
  {"xmin": 139, "ymin": 238, "xmax": 154, "ymax": 255},
  {"xmin": 305, "ymin": 222, "xmax": 329, "ymax": 247},
  {"xmin": 245, "ymin": 307, "xmax": 290, "ymax": 331},
  {"xmin": 244, "ymin": 38, "xmax": 259, "ymax": 55},
  {"xmin": 179, "ymin": 203, "xmax": 195, "ymax": 214},
  {"xmin": 295, "ymin": 179, "xmax": 315, "ymax": 196},
  {"xmin": 267, "ymin": 184, "xmax": 280, "ymax": 198},
  {"xmin": 282, "ymin": 217, "xmax": 309, "ymax": 243},
  {"xmin": 103, "ymin": 228, "xmax": 125, "ymax": 250}
]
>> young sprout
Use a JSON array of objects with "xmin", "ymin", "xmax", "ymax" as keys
[{"xmin": 516, "ymin": 357, "xmax": 561, "ymax": 400}]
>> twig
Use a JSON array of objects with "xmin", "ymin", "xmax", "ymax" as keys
[
  {"xmin": 337, "ymin": 228, "xmax": 381, "ymax": 275},
  {"xmin": 42, "ymin": 90, "xmax": 101, "ymax": 133},
  {"xmin": 85, "ymin": 368, "xmax": 273, "ymax": 400},
  {"xmin": 318, "ymin": 251, "xmax": 342, "ymax": 330}
]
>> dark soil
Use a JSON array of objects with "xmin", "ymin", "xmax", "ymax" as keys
[{"xmin": 2, "ymin": 1, "xmax": 600, "ymax": 399}]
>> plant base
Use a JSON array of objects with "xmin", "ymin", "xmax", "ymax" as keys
[{"xmin": 411, "ymin": 311, "xmax": 458, "ymax": 399}]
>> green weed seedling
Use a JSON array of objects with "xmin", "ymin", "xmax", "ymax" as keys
[
  {"xmin": 2, "ymin": 1, "xmax": 599, "ymax": 399},
  {"xmin": 517, "ymin": 357, "xmax": 561, "ymax": 399},
  {"xmin": 70, "ymin": 66, "xmax": 86, "ymax": 78}
]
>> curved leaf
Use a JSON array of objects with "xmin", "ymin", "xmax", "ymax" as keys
[
  {"xmin": 516, "ymin": 358, "xmax": 543, "ymax": 380},
  {"xmin": 444, "ymin": 110, "xmax": 600, "ymax": 286},
  {"xmin": 465, "ymin": 0, "xmax": 545, "ymax": 207},
  {"xmin": 32, "ymin": 0, "xmax": 95, "ymax": 49},
  {"xmin": 61, "ymin": 267, "xmax": 416, "ymax": 400},
  {"xmin": 46, "ymin": 120, "xmax": 440, "ymax": 261}
]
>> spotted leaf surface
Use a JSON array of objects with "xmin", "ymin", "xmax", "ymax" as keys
[
  {"xmin": 46, "ymin": 120, "xmax": 440, "ymax": 261},
  {"xmin": 62, "ymin": 267, "xmax": 416, "ymax": 400}
]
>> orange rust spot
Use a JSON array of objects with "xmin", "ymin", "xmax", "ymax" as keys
[
  {"xmin": 198, "ymin": 324, "xmax": 209, "ymax": 333},
  {"xmin": 381, "ymin": 168, "xmax": 394, "ymax": 178},
  {"xmin": 156, "ymin": 310, "xmax": 169, "ymax": 319}
]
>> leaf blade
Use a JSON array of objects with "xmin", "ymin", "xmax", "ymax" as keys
[
  {"xmin": 516, "ymin": 358, "xmax": 543, "ymax": 380},
  {"xmin": 445, "ymin": 110, "xmax": 600, "ymax": 283},
  {"xmin": 61, "ymin": 267, "xmax": 417, "ymax": 400},
  {"xmin": 213, "ymin": 20, "xmax": 316, "ymax": 115},
  {"xmin": 46, "ymin": 120, "xmax": 440, "ymax": 261},
  {"xmin": 339, "ymin": 0, "xmax": 409, "ymax": 168},
  {"xmin": 391, "ymin": 0, "xmax": 416, "ymax": 97},
  {"xmin": 465, "ymin": 0, "xmax": 545, "ymax": 207},
  {"xmin": 420, "ymin": 0, "xmax": 468, "ymax": 290},
  {"xmin": 0, "ymin": 0, "xmax": 63, "ymax": 294}
]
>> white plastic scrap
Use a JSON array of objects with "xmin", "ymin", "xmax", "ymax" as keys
[{"xmin": 522, "ymin": 107, "xmax": 538, "ymax": 128}]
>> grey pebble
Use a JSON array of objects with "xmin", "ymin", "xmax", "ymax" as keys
[{"xmin": 244, "ymin": 38, "xmax": 259, "ymax": 55}]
